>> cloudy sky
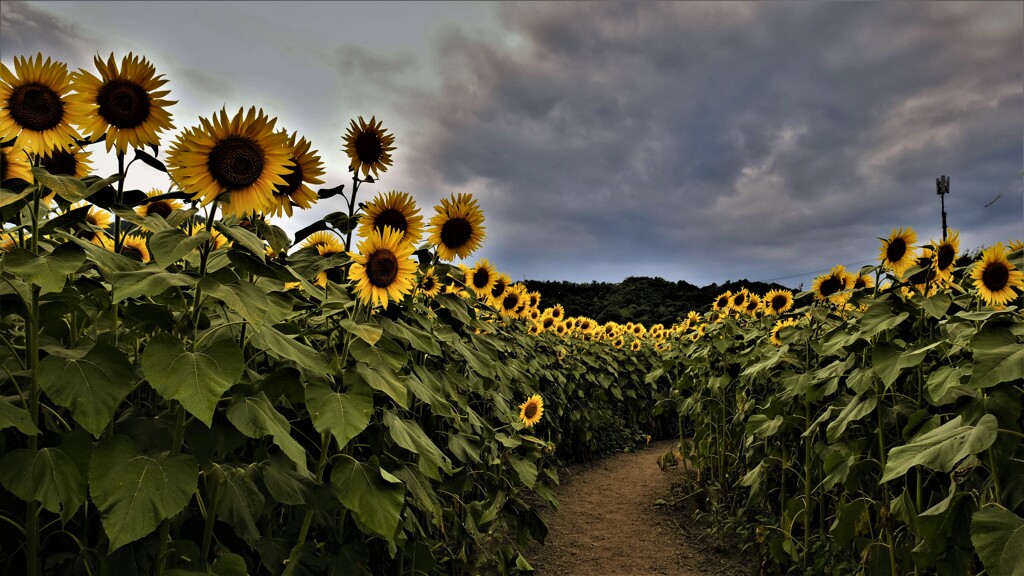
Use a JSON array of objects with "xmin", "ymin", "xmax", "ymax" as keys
[{"xmin": 3, "ymin": 1, "xmax": 1022, "ymax": 288}]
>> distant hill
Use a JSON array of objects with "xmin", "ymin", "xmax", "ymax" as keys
[{"xmin": 523, "ymin": 276, "xmax": 791, "ymax": 327}]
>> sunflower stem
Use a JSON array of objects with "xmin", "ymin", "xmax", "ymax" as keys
[
  {"xmin": 282, "ymin": 432, "xmax": 332, "ymax": 576},
  {"xmin": 25, "ymin": 176, "xmax": 44, "ymax": 576},
  {"xmin": 112, "ymin": 152, "xmax": 126, "ymax": 253},
  {"xmin": 344, "ymin": 176, "xmax": 361, "ymax": 251}
]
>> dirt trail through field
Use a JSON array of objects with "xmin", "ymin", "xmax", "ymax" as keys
[{"xmin": 528, "ymin": 440, "xmax": 747, "ymax": 576}]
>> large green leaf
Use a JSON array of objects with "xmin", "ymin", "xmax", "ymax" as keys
[
  {"xmin": 969, "ymin": 343, "xmax": 1024, "ymax": 390},
  {"xmin": 330, "ymin": 455, "xmax": 405, "ymax": 544},
  {"xmin": 59, "ymin": 232, "xmax": 143, "ymax": 273},
  {"xmin": 198, "ymin": 277, "xmax": 278, "ymax": 326},
  {"xmin": 509, "ymin": 456, "xmax": 538, "ymax": 489},
  {"xmin": 0, "ymin": 398, "xmax": 39, "ymax": 435},
  {"xmin": 214, "ymin": 221, "xmax": 266, "ymax": 257},
  {"xmin": 882, "ymin": 414, "xmax": 998, "ymax": 482},
  {"xmin": 338, "ymin": 318, "xmax": 383, "ymax": 346},
  {"xmin": 972, "ymin": 504, "xmax": 1024, "ymax": 576},
  {"xmin": 383, "ymin": 412, "xmax": 451, "ymax": 480},
  {"xmin": 826, "ymin": 396, "xmax": 877, "ymax": 443},
  {"xmin": 148, "ymin": 228, "xmax": 210, "ymax": 267},
  {"xmin": 353, "ymin": 364, "xmax": 408, "ymax": 409},
  {"xmin": 0, "ymin": 447, "xmax": 85, "ymax": 523},
  {"xmin": 207, "ymin": 463, "xmax": 264, "ymax": 546},
  {"xmin": 2, "ymin": 243, "xmax": 85, "ymax": 294},
  {"xmin": 349, "ymin": 337, "xmax": 407, "ymax": 371},
  {"xmin": 110, "ymin": 268, "xmax": 195, "ymax": 303},
  {"xmin": 38, "ymin": 343, "xmax": 134, "ymax": 437},
  {"xmin": 248, "ymin": 325, "xmax": 332, "ymax": 376},
  {"xmin": 380, "ymin": 318, "xmax": 441, "ymax": 356},
  {"xmin": 226, "ymin": 393, "xmax": 307, "ymax": 471},
  {"xmin": 89, "ymin": 435, "xmax": 198, "ymax": 552},
  {"xmin": 306, "ymin": 379, "xmax": 373, "ymax": 450},
  {"xmin": 142, "ymin": 334, "xmax": 243, "ymax": 427},
  {"xmin": 872, "ymin": 340, "xmax": 940, "ymax": 388}
]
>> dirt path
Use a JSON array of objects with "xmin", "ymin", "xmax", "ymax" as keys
[{"xmin": 528, "ymin": 440, "xmax": 748, "ymax": 576}]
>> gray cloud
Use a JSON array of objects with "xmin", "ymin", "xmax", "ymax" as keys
[{"xmin": 0, "ymin": 1, "xmax": 95, "ymax": 63}]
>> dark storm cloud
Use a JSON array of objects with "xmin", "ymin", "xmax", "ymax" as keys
[
  {"xmin": 366, "ymin": 2, "xmax": 1021, "ymax": 286},
  {"xmin": 0, "ymin": 1, "xmax": 93, "ymax": 62}
]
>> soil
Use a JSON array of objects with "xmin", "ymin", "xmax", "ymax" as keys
[{"xmin": 527, "ymin": 440, "xmax": 753, "ymax": 576}]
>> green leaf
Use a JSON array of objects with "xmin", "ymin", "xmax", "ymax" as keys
[
  {"xmin": 509, "ymin": 456, "xmax": 538, "ymax": 489},
  {"xmin": 110, "ymin": 268, "xmax": 195, "ymax": 303},
  {"xmin": 380, "ymin": 318, "xmax": 441, "ymax": 356},
  {"xmin": 349, "ymin": 337, "xmax": 407, "ymax": 371},
  {"xmin": 338, "ymin": 318, "xmax": 383, "ymax": 346},
  {"xmin": 306, "ymin": 379, "xmax": 373, "ymax": 450},
  {"xmin": 248, "ymin": 325, "xmax": 332, "ymax": 376},
  {"xmin": 858, "ymin": 301, "xmax": 909, "ymax": 339},
  {"xmin": 89, "ymin": 435, "xmax": 198, "ymax": 552},
  {"xmin": 142, "ymin": 334, "xmax": 243, "ymax": 427},
  {"xmin": 261, "ymin": 457, "xmax": 312, "ymax": 506},
  {"xmin": 882, "ymin": 414, "xmax": 999, "ymax": 482},
  {"xmin": 148, "ymin": 228, "xmax": 210, "ymax": 267},
  {"xmin": 208, "ymin": 463, "xmax": 264, "ymax": 546},
  {"xmin": 745, "ymin": 414, "xmax": 784, "ymax": 440},
  {"xmin": 0, "ymin": 447, "xmax": 85, "ymax": 523},
  {"xmin": 972, "ymin": 504, "xmax": 1024, "ymax": 576},
  {"xmin": 38, "ymin": 343, "xmax": 134, "ymax": 437},
  {"xmin": 872, "ymin": 340, "xmax": 940, "ymax": 388},
  {"xmin": 0, "ymin": 398, "xmax": 39, "ymax": 435},
  {"xmin": 330, "ymin": 455, "xmax": 405, "ymax": 544},
  {"xmin": 830, "ymin": 498, "xmax": 869, "ymax": 547},
  {"xmin": 826, "ymin": 396, "xmax": 877, "ymax": 443},
  {"xmin": 2, "ymin": 243, "xmax": 85, "ymax": 294},
  {"xmin": 214, "ymin": 221, "xmax": 266, "ymax": 257},
  {"xmin": 59, "ymin": 232, "xmax": 143, "ymax": 272},
  {"xmin": 383, "ymin": 412, "xmax": 451, "ymax": 481},
  {"xmin": 919, "ymin": 292, "xmax": 952, "ymax": 319},
  {"xmin": 969, "ymin": 344, "xmax": 1024, "ymax": 390},
  {"xmin": 925, "ymin": 366, "xmax": 967, "ymax": 406},
  {"xmin": 226, "ymin": 393, "xmax": 307, "ymax": 470},
  {"xmin": 353, "ymin": 364, "xmax": 408, "ymax": 409},
  {"xmin": 0, "ymin": 185, "xmax": 34, "ymax": 208},
  {"xmin": 199, "ymin": 277, "xmax": 278, "ymax": 327},
  {"xmin": 32, "ymin": 166, "xmax": 87, "ymax": 201}
]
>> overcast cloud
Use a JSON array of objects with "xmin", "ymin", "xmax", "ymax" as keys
[{"xmin": 3, "ymin": 1, "xmax": 1021, "ymax": 288}]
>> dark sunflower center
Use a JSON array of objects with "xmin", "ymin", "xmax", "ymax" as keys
[
  {"xmin": 10, "ymin": 83, "xmax": 64, "ymax": 132},
  {"xmin": 503, "ymin": 294, "xmax": 518, "ymax": 310},
  {"xmin": 366, "ymin": 248, "xmax": 399, "ymax": 288},
  {"xmin": 937, "ymin": 244, "xmax": 955, "ymax": 271},
  {"xmin": 523, "ymin": 403, "xmax": 538, "ymax": 419},
  {"xmin": 325, "ymin": 267, "xmax": 345, "ymax": 284},
  {"xmin": 746, "ymin": 301, "xmax": 758, "ymax": 311},
  {"xmin": 886, "ymin": 238, "xmax": 907, "ymax": 264},
  {"xmin": 146, "ymin": 201, "xmax": 174, "ymax": 219},
  {"xmin": 716, "ymin": 296, "xmax": 729, "ymax": 308},
  {"xmin": 472, "ymin": 268, "xmax": 490, "ymax": 289},
  {"xmin": 771, "ymin": 295, "xmax": 787, "ymax": 310},
  {"xmin": 354, "ymin": 131, "xmax": 383, "ymax": 164},
  {"xmin": 374, "ymin": 208, "xmax": 408, "ymax": 234},
  {"xmin": 542, "ymin": 317, "xmax": 554, "ymax": 329},
  {"xmin": 97, "ymin": 79, "xmax": 151, "ymax": 129},
  {"xmin": 819, "ymin": 275, "xmax": 842, "ymax": 297},
  {"xmin": 491, "ymin": 281, "xmax": 506, "ymax": 299},
  {"xmin": 908, "ymin": 261, "xmax": 933, "ymax": 286},
  {"xmin": 207, "ymin": 136, "xmax": 265, "ymax": 190},
  {"xmin": 41, "ymin": 150, "xmax": 77, "ymax": 176},
  {"xmin": 981, "ymin": 262, "xmax": 1009, "ymax": 291},
  {"xmin": 440, "ymin": 217, "xmax": 473, "ymax": 249},
  {"xmin": 274, "ymin": 164, "xmax": 304, "ymax": 197},
  {"xmin": 421, "ymin": 275, "xmax": 435, "ymax": 291},
  {"xmin": 120, "ymin": 245, "xmax": 144, "ymax": 262},
  {"xmin": 854, "ymin": 277, "xmax": 868, "ymax": 289},
  {"xmin": 732, "ymin": 294, "xmax": 745, "ymax": 306}
]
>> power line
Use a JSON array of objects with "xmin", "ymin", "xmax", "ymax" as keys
[{"xmin": 754, "ymin": 258, "xmax": 876, "ymax": 284}]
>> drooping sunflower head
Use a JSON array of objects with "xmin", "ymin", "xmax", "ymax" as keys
[
  {"xmin": 1, "ymin": 53, "xmax": 88, "ymax": 156},
  {"xmin": 1, "ymin": 145, "xmax": 32, "ymax": 182},
  {"xmin": 852, "ymin": 272, "xmax": 874, "ymax": 291},
  {"xmin": 812, "ymin": 265, "xmax": 853, "ymax": 304},
  {"xmin": 39, "ymin": 144, "xmax": 92, "ymax": 179},
  {"xmin": 770, "ymin": 317, "xmax": 800, "ymax": 346},
  {"xmin": 118, "ymin": 234, "xmax": 151, "ymax": 263},
  {"xmin": 686, "ymin": 311, "xmax": 701, "ymax": 326},
  {"xmin": 932, "ymin": 230, "xmax": 960, "ymax": 283},
  {"xmin": 418, "ymin": 267, "xmax": 442, "ymax": 298},
  {"xmin": 427, "ymin": 193, "xmax": 485, "ymax": 261},
  {"xmin": 465, "ymin": 258, "xmax": 497, "ymax": 296},
  {"xmin": 713, "ymin": 291, "xmax": 732, "ymax": 311},
  {"xmin": 518, "ymin": 394, "xmax": 544, "ymax": 428},
  {"xmin": 269, "ymin": 131, "xmax": 324, "ymax": 218},
  {"xmin": 359, "ymin": 190, "xmax": 423, "ymax": 245},
  {"xmin": 744, "ymin": 293, "xmax": 762, "ymax": 315},
  {"xmin": 879, "ymin": 227, "xmax": 917, "ymax": 277},
  {"xmin": 970, "ymin": 243, "xmax": 1023, "ymax": 308},
  {"xmin": 302, "ymin": 230, "xmax": 344, "ymax": 254},
  {"xmin": 167, "ymin": 107, "xmax": 294, "ymax": 218},
  {"xmin": 70, "ymin": 201, "xmax": 112, "ymax": 229},
  {"xmin": 489, "ymin": 272, "xmax": 511, "ymax": 305},
  {"xmin": 906, "ymin": 249, "xmax": 938, "ymax": 295},
  {"xmin": 71, "ymin": 53, "xmax": 175, "ymax": 154},
  {"xmin": 343, "ymin": 115, "xmax": 395, "ymax": 178},
  {"xmin": 137, "ymin": 188, "xmax": 183, "ymax": 219},
  {"xmin": 347, "ymin": 226, "xmax": 417, "ymax": 309},
  {"xmin": 528, "ymin": 322, "xmax": 542, "ymax": 336}
]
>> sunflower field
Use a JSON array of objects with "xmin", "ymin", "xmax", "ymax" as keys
[{"xmin": 0, "ymin": 52, "xmax": 1022, "ymax": 576}]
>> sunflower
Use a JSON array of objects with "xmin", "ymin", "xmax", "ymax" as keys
[
  {"xmin": 744, "ymin": 293, "xmax": 762, "ymax": 315},
  {"xmin": 269, "ymin": 131, "xmax": 324, "ymax": 218},
  {"xmin": 303, "ymin": 230, "xmax": 344, "ymax": 253},
  {"xmin": 932, "ymin": 230, "xmax": 960, "ymax": 284},
  {"xmin": 0, "ymin": 145, "xmax": 32, "ymax": 182},
  {"xmin": 1, "ymin": 54, "xmax": 88, "ymax": 156},
  {"xmin": 348, "ymin": 226, "xmax": 417, "ymax": 309},
  {"xmin": 528, "ymin": 323, "xmax": 542, "ymax": 335},
  {"xmin": 527, "ymin": 291, "xmax": 541, "ymax": 310},
  {"xmin": 464, "ymin": 258, "xmax": 496, "ymax": 297},
  {"xmin": 167, "ymin": 107, "xmax": 293, "ymax": 218},
  {"xmin": 70, "ymin": 201, "xmax": 112, "ymax": 229},
  {"xmin": 70, "ymin": 53, "xmax": 175, "ymax": 154},
  {"xmin": 358, "ymin": 190, "xmax": 423, "ymax": 245},
  {"xmin": 553, "ymin": 322, "xmax": 568, "ymax": 337},
  {"xmin": 576, "ymin": 317, "xmax": 594, "ymax": 333},
  {"xmin": 611, "ymin": 336, "xmax": 625, "ymax": 349},
  {"xmin": 730, "ymin": 289, "xmax": 748, "ymax": 312},
  {"xmin": 812, "ymin": 265, "xmax": 854, "ymax": 305},
  {"xmin": 518, "ymin": 394, "xmax": 544, "ymax": 428},
  {"xmin": 770, "ymin": 318, "xmax": 800, "ymax": 346},
  {"xmin": 418, "ymin": 267, "xmax": 442, "ymax": 297},
  {"xmin": 630, "ymin": 339, "xmax": 642, "ymax": 352},
  {"xmin": 527, "ymin": 307, "xmax": 542, "ymax": 322},
  {"xmin": 489, "ymin": 272, "xmax": 511, "ymax": 306},
  {"xmin": 499, "ymin": 284, "xmax": 527, "ymax": 317},
  {"xmin": 879, "ymin": 227, "xmax": 917, "ymax": 277},
  {"xmin": 852, "ymin": 272, "xmax": 874, "ymax": 291},
  {"xmin": 540, "ymin": 315, "xmax": 556, "ymax": 331},
  {"xmin": 343, "ymin": 116, "xmax": 395, "ymax": 179},
  {"xmin": 547, "ymin": 304, "xmax": 565, "ymax": 321},
  {"xmin": 40, "ymin": 144, "xmax": 92, "ymax": 178},
  {"xmin": 905, "ymin": 249, "xmax": 939, "ymax": 296},
  {"xmin": 763, "ymin": 289, "xmax": 794, "ymax": 315},
  {"xmin": 713, "ymin": 291, "xmax": 732, "ymax": 311},
  {"xmin": 189, "ymin": 226, "xmax": 230, "ymax": 251},
  {"xmin": 1009, "ymin": 240, "xmax": 1023, "ymax": 252},
  {"xmin": 564, "ymin": 317, "xmax": 577, "ymax": 332},
  {"xmin": 137, "ymin": 188, "xmax": 183, "ymax": 219},
  {"xmin": 427, "ymin": 193, "xmax": 486, "ymax": 261},
  {"xmin": 970, "ymin": 243, "xmax": 1023, "ymax": 308},
  {"xmin": 118, "ymin": 234, "xmax": 151, "ymax": 263}
]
